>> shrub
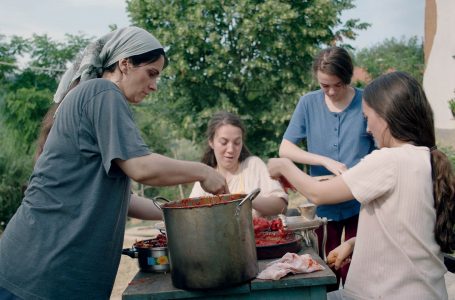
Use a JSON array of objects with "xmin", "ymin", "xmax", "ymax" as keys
[
  {"xmin": 449, "ymin": 97, "xmax": 455, "ymax": 117},
  {"xmin": 441, "ymin": 145, "xmax": 455, "ymax": 170},
  {"xmin": 0, "ymin": 127, "xmax": 33, "ymax": 230}
]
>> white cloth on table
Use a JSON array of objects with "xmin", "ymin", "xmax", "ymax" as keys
[{"xmin": 256, "ymin": 252, "xmax": 325, "ymax": 280}]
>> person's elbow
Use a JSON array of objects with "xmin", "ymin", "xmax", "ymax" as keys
[
  {"xmin": 131, "ymin": 164, "xmax": 161, "ymax": 185},
  {"xmin": 304, "ymin": 183, "xmax": 350, "ymax": 206},
  {"xmin": 278, "ymin": 198, "xmax": 288, "ymax": 214},
  {"xmin": 279, "ymin": 140, "xmax": 290, "ymax": 158},
  {"xmin": 279, "ymin": 139, "xmax": 300, "ymax": 159},
  {"xmin": 129, "ymin": 170, "xmax": 154, "ymax": 184},
  {"xmin": 303, "ymin": 184, "xmax": 326, "ymax": 205},
  {"xmin": 307, "ymin": 193, "xmax": 324, "ymax": 205},
  {"xmin": 267, "ymin": 197, "xmax": 288, "ymax": 216}
]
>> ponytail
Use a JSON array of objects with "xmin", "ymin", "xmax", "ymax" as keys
[{"xmin": 431, "ymin": 149, "xmax": 455, "ymax": 253}]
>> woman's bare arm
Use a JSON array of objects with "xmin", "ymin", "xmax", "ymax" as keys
[
  {"xmin": 115, "ymin": 153, "xmax": 229, "ymax": 195},
  {"xmin": 268, "ymin": 157, "xmax": 353, "ymax": 205},
  {"xmin": 128, "ymin": 194, "xmax": 163, "ymax": 220}
]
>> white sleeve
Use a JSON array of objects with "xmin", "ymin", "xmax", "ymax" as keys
[
  {"xmin": 188, "ymin": 181, "xmax": 211, "ymax": 198},
  {"xmin": 244, "ymin": 156, "xmax": 288, "ymax": 202},
  {"xmin": 342, "ymin": 149, "xmax": 397, "ymax": 204}
]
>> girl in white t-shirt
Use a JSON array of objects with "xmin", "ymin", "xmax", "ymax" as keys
[{"xmin": 268, "ymin": 71, "xmax": 454, "ymax": 300}]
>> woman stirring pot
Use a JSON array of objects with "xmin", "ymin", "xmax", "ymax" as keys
[{"xmin": 0, "ymin": 26, "xmax": 228, "ymax": 299}]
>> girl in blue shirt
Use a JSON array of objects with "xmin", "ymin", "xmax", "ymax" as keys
[{"xmin": 280, "ymin": 47, "xmax": 375, "ymax": 289}]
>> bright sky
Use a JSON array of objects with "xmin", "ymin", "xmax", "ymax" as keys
[
  {"xmin": 0, "ymin": 0, "xmax": 424, "ymax": 50},
  {"xmin": 340, "ymin": 0, "xmax": 425, "ymax": 50}
]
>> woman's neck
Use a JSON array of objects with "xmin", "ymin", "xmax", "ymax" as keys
[
  {"xmin": 325, "ymin": 86, "xmax": 355, "ymax": 112},
  {"xmin": 102, "ymin": 70, "xmax": 122, "ymax": 87},
  {"xmin": 217, "ymin": 163, "xmax": 241, "ymax": 180}
]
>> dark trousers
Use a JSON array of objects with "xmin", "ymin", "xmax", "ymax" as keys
[{"xmin": 315, "ymin": 214, "xmax": 358, "ymax": 291}]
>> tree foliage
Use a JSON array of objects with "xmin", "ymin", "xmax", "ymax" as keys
[
  {"xmin": 0, "ymin": 2, "xmax": 437, "ymax": 229},
  {"xmin": 0, "ymin": 34, "xmax": 91, "ymax": 229},
  {"xmin": 354, "ymin": 36, "xmax": 424, "ymax": 83},
  {"xmin": 3, "ymin": 88, "xmax": 53, "ymax": 152},
  {"xmin": 0, "ymin": 35, "xmax": 18, "ymax": 82},
  {"xmin": 0, "ymin": 34, "xmax": 91, "ymax": 151},
  {"xmin": 0, "ymin": 125, "xmax": 33, "ymax": 230},
  {"xmin": 126, "ymin": 0, "xmax": 369, "ymax": 157}
]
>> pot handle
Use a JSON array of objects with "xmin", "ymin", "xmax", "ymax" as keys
[
  {"xmin": 152, "ymin": 196, "xmax": 171, "ymax": 211},
  {"xmin": 122, "ymin": 248, "xmax": 138, "ymax": 259},
  {"xmin": 237, "ymin": 188, "xmax": 261, "ymax": 207}
]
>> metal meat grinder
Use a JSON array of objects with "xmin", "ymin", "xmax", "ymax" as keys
[{"xmin": 279, "ymin": 203, "xmax": 328, "ymax": 261}]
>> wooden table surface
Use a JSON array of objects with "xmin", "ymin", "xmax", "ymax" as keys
[{"xmin": 122, "ymin": 247, "xmax": 336, "ymax": 300}]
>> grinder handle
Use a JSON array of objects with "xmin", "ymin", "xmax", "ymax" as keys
[{"xmin": 322, "ymin": 218, "xmax": 328, "ymax": 262}]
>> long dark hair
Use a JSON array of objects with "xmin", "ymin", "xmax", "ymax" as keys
[
  {"xmin": 312, "ymin": 46, "xmax": 353, "ymax": 85},
  {"xmin": 363, "ymin": 71, "xmax": 455, "ymax": 253},
  {"xmin": 200, "ymin": 111, "xmax": 252, "ymax": 168},
  {"xmin": 34, "ymin": 49, "xmax": 166, "ymax": 161}
]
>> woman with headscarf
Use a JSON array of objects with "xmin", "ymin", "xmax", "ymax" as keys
[{"xmin": 0, "ymin": 26, "xmax": 228, "ymax": 299}]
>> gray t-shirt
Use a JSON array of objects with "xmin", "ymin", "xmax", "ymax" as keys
[{"xmin": 0, "ymin": 79, "xmax": 150, "ymax": 299}]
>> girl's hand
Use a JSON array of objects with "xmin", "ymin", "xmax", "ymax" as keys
[
  {"xmin": 267, "ymin": 157, "xmax": 291, "ymax": 179},
  {"xmin": 322, "ymin": 157, "xmax": 347, "ymax": 176},
  {"xmin": 326, "ymin": 238, "xmax": 355, "ymax": 270},
  {"xmin": 278, "ymin": 175, "xmax": 296, "ymax": 193},
  {"xmin": 268, "ymin": 158, "xmax": 296, "ymax": 193}
]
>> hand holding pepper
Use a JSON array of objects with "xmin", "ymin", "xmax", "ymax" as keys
[{"xmin": 278, "ymin": 176, "xmax": 296, "ymax": 193}]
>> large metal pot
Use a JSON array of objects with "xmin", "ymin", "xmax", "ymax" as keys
[{"xmin": 153, "ymin": 188, "xmax": 260, "ymax": 289}]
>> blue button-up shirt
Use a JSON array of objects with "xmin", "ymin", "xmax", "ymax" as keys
[{"xmin": 283, "ymin": 88, "xmax": 375, "ymax": 221}]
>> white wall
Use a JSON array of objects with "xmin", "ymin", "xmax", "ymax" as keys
[{"xmin": 423, "ymin": 0, "xmax": 455, "ymax": 129}]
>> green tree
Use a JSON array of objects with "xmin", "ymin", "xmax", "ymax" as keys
[
  {"xmin": 0, "ymin": 35, "xmax": 19, "ymax": 82},
  {"xmin": 131, "ymin": 99, "xmax": 201, "ymax": 199},
  {"xmin": 0, "ymin": 33, "xmax": 91, "ymax": 229},
  {"xmin": 0, "ymin": 125, "xmax": 33, "ymax": 231},
  {"xmin": 0, "ymin": 34, "xmax": 91, "ymax": 151},
  {"xmin": 354, "ymin": 36, "xmax": 424, "ymax": 83},
  {"xmin": 126, "ymin": 0, "xmax": 369, "ymax": 158}
]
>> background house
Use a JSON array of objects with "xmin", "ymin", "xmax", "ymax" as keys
[{"xmin": 423, "ymin": 0, "xmax": 455, "ymax": 133}]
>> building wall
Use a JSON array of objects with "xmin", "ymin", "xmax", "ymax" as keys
[
  {"xmin": 423, "ymin": 0, "xmax": 455, "ymax": 129},
  {"xmin": 424, "ymin": 0, "xmax": 437, "ymax": 65}
]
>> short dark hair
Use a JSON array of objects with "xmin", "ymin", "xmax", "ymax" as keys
[
  {"xmin": 312, "ymin": 46, "xmax": 353, "ymax": 85},
  {"xmin": 104, "ymin": 48, "xmax": 167, "ymax": 72},
  {"xmin": 130, "ymin": 48, "xmax": 168, "ymax": 68}
]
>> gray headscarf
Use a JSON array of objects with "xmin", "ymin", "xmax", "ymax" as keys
[{"xmin": 53, "ymin": 26, "xmax": 164, "ymax": 103}]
